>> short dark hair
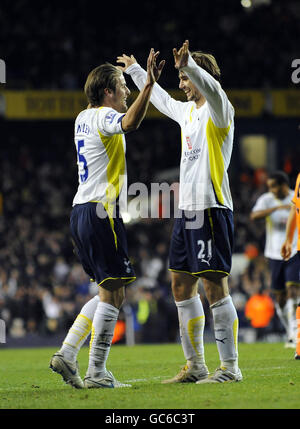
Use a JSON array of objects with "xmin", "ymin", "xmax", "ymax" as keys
[
  {"xmin": 84, "ymin": 63, "xmax": 122, "ymax": 107},
  {"xmin": 268, "ymin": 171, "xmax": 290, "ymax": 187},
  {"xmin": 191, "ymin": 51, "xmax": 221, "ymax": 82}
]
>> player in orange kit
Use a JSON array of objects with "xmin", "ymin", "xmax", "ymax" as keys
[{"xmin": 281, "ymin": 173, "xmax": 300, "ymax": 359}]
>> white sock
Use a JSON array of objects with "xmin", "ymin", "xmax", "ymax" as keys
[
  {"xmin": 211, "ymin": 295, "xmax": 239, "ymax": 373},
  {"xmin": 59, "ymin": 295, "xmax": 100, "ymax": 362},
  {"xmin": 175, "ymin": 294, "xmax": 205, "ymax": 366},
  {"xmin": 286, "ymin": 298, "xmax": 298, "ymax": 341},
  {"xmin": 87, "ymin": 302, "xmax": 119, "ymax": 378},
  {"xmin": 275, "ymin": 302, "xmax": 289, "ymax": 335}
]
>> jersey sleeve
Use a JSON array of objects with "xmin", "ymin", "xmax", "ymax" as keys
[
  {"xmin": 96, "ymin": 107, "xmax": 126, "ymax": 136},
  {"xmin": 251, "ymin": 194, "xmax": 269, "ymax": 212},
  {"xmin": 181, "ymin": 55, "xmax": 234, "ymax": 128},
  {"xmin": 292, "ymin": 173, "xmax": 300, "ymax": 205},
  {"xmin": 125, "ymin": 63, "xmax": 186, "ymax": 125}
]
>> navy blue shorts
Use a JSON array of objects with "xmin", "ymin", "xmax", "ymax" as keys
[
  {"xmin": 268, "ymin": 253, "xmax": 300, "ymax": 291},
  {"xmin": 70, "ymin": 202, "xmax": 136, "ymax": 287},
  {"xmin": 169, "ymin": 208, "xmax": 234, "ymax": 277}
]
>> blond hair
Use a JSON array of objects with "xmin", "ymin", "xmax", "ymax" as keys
[
  {"xmin": 84, "ymin": 63, "xmax": 122, "ymax": 107},
  {"xmin": 191, "ymin": 51, "xmax": 221, "ymax": 81}
]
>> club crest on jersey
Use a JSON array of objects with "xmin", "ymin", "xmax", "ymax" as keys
[
  {"xmin": 186, "ymin": 136, "xmax": 192, "ymax": 150},
  {"xmin": 105, "ymin": 111, "xmax": 117, "ymax": 124}
]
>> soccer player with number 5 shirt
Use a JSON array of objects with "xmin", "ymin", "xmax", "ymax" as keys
[
  {"xmin": 49, "ymin": 49, "xmax": 165, "ymax": 388},
  {"xmin": 118, "ymin": 40, "xmax": 242, "ymax": 383}
]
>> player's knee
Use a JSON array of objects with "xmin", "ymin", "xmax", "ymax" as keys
[
  {"xmin": 201, "ymin": 271, "xmax": 227, "ymax": 282},
  {"xmin": 99, "ymin": 281, "xmax": 125, "ymax": 308},
  {"xmin": 275, "ymin": 290, "xmax": 286, "ymax": 307},
  {"xmin": 205, "ymin": 287, "xmax": 228, "ymax": 306},
  {"xmin": 171, "ymin": 273, "xmax": 198, "ymax": 301},
  {"xmin": 171, "ymin": 282, "xmax": 187, "ymax": 301},
  {"xmin": 112, "ymin": 287, "xmax": 125, "ymax": 309},
  {"xmin": 202, "ymin": 275, "xmax": 229, "ymax": 305},
  {"xmin": 115, "ymin": 296, "xmax": 125, "ymax": 309},
  {"xmin": 287, "ymin": 284, "xmax": 300, "ymax": 299}
]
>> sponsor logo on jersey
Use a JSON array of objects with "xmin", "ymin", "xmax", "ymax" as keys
[
  {"xmin": 186, "ymin": 136, "xmax": 192, "ymax": 150},
  {"xmin": 105, "ymin": 111, "xmax": 117, "ymax": 124}
]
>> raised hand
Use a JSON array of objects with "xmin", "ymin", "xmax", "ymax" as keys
[
  {"xmin": 173, "ymin": 39, "xmax": 189, "ymax": 69},
  {"xmin": 116, "ymin": 54, "xmax": 137, "ymax": 71},
  {"xmin": 146, "ymin": 48, "xmax": 165, "ymax": 84}
]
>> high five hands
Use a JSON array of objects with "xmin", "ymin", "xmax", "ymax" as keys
[
  {"xmin": 173, "ymin": 40, "xmax": 190, "ymax": 69},
  {"xmin": 116, "ymin": 54, "xmax": 137, "ymax": 71},
  {"xmin": 116, "ymin": 39, "xmax": 190, "ymax": 82},
  {"xmin": 117, "ymin": 49, "xmax": 165, "ymax": 84}
]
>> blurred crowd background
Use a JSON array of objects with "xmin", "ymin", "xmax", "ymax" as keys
[
  {"xmin": 2, "ymin": 0, "xmax": 300, "ymax": 90},
  {"xmin": 1, "ymin": 0, "xmax": 300, "ymax": 346}
]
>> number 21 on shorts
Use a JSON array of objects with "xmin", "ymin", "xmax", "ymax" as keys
[{"xmin": 197, "ymin": 239, "xmax": 212, "ymax": 265}]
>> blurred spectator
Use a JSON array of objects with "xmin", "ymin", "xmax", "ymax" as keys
[{"xmin": 245, "ymin": 288, "xmax": 275, "ymax": 340}]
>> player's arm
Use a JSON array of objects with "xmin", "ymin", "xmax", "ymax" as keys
[
  {"xmin": 117, "ymin": 52, "xmax": 184, "ymax": 124},
  {"xmin": 98, "ymin": 50, "xmax": 163, "ymax": 136},
  {"xmin": 173, "ymin": 40, "xmax": 233, "ymax": 128},
  {"xmin": 281, "ymin": 203, "xmax": 297, "ymax": 261},
  {"xmin": 120, "ymin": 49, "xmax": 164, "ymax": 132},
  {"xmin": 250, "ymin": 204, "xmax": 292, "ymax": 221}
]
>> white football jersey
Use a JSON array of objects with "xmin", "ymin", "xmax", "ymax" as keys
[
  {"xmin": 72, "ymin": 107, "xmax": 127, "ymax": 212},
  {"xmin": 251, "ymin": 190, "xmax": 297, "ymax": 260},
  {"xmin": 126, "ymin": 55, "xmax": 234, "ymax": 211}
]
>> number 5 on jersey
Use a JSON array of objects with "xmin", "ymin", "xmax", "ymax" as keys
[{"xmin": 77, "ymin": 139, "xmax": 88, "ymax": 183}]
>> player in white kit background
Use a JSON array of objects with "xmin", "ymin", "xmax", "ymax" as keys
[
  {"xmin": 251, "ymin": 171, "xmax": 300, "ymax": 348},
  {"xmin": 49, "ymin": 49, "xmax": 165, "ymax": 388},
  {"xmin": 117, "ymin": 40, "xmax": 242, "ymax": 384}
]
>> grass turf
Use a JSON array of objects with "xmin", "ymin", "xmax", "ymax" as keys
[{"xmin": 0, "ymin": 342, "xmax": 299, "ymax": 409}]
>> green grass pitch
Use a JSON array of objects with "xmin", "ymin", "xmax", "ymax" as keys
[{"xmin": 0, "ymin": 342, "xmax": 299, "ymax": 409}]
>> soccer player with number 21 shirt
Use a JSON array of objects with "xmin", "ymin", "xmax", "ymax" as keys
[
  {"xmin": 49, "ymin": 49, "xmax": 165, "ymax": 388},
  {"xmin": 118, "ymin": 40, "xmax": 242, "ymax": 383}
]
